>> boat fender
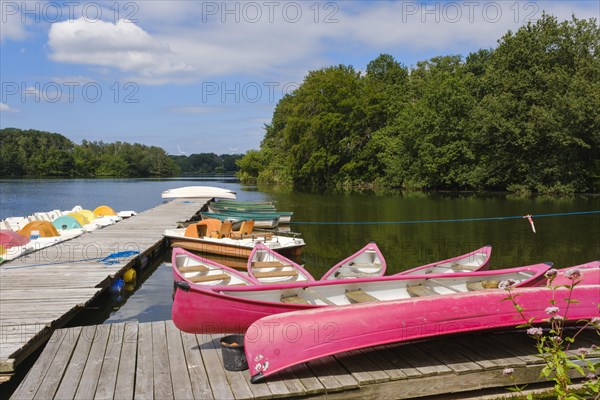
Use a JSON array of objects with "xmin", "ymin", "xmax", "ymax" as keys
[{"xmin": 175, "ymin": 280, "xmax": 190, "ymax": 292}]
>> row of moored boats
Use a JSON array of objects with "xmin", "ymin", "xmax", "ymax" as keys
[
  {"xmin": 0, "ymin": 205, "xmax": 136, "ymax": 262},
  {"xmin": 163, "ymin": 190, "xmax": 600, "ymax": 383}
]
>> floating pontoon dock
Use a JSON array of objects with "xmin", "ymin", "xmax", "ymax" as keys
[
  {"xmin": 10, "ymin": 320, "xmax": 599, "ymax": 399},
  {"xmin": 0, "ymin": 199, "xmax": 209, "ymax": 379}
]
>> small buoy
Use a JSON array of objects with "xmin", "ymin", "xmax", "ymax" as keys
[
  {"xmin": 123, "ymin": 268, "xmax": 137, "ymax": 283},
  {"xmin": 124, "ymin": 282, "xmax": 136, "ymax": 292},
  {"xmin": 110, "ymin": 278, "xmax": 125, "ymax": 294}
]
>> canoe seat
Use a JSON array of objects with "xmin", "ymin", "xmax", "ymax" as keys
[
  {"xmin": 188, "ymin": 274, "xmax": 231, "ymax": 283},
  {"xmin": 281, "ymin": 295, "xmax": 309, "ymax": 304},
  {"xmin": 407, "ymin": 284, "xmax": 438, "ymax": 297},
  {"xmin": 345, "ymin": 289, "xmax": 379, "ymax": 303},
  {"xmin": 253, "ymin": 270, "xmax": 298, "ymax": 279},
  {"xmin": 335, "ymin": 270, "xmax": 378, "ymax": 278},
  {"xmin": 466, "ymin": 280, "xmax": 500, "ymax": 291},
  {"xmin": 451, "ymin": 262, "xmax": 476, "ymax": 272},
  {"xmin": 179, "ymin": 265, "xmax": 209, "ymax": 273},
  {"xmin": 252, "ymin": 261, "xmax": 288, "ymax": 269}
]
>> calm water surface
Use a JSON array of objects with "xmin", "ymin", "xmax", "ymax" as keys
[{"xmin": 1, "ymin": 178, "xmax": 598, "ymax": 324}]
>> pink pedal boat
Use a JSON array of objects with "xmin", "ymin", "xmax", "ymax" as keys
[
  {"xmin": 172, "ymin": 259, "xmax": 549, "ymax": 334},
  {"xmin": 245, "ymin": 283, "xmax": 600, "ymax": 382}
]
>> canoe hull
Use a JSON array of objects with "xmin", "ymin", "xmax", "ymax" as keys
[
  {"xmin": 172, "ymin": 263, "xmax": 550, "ymax": 334},
  {"xmin": 245, "ymin": 285, "xmax": 600, "ymax": 382}
]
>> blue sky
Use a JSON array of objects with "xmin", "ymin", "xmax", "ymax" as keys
[{"xmin": 1, "ymin": 1, "xmax": 598, "ymax": 155}]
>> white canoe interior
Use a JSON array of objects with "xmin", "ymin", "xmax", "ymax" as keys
[
  {"xmin": 323, "ymin": 247, "xmax": 384, "ymax": 280},
  {"xmin": 220, "ymin": 267, "xmax": 545, "ymax": 306},
  {"xmin": 399, "ymin": 248, "xmax": 491, "ymax": 275},
  {"xmin": 174, "ymin": 252, "xmax": 254, "ymax": 286},
  {"xmin": 249, "ymin": 245, "xmax": 313, "ymax": 283}
]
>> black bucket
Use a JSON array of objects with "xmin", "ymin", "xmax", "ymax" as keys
[{"xmin": 220, "ymin": 334, "xmax": 248, "ymax": 371}]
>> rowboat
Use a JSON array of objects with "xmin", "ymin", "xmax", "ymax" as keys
[
  {"xmin": 164, "ymin": 219, "xmax": 305, "ymax": 258},
  {"xmin": 245, "ymin": 283, "xmax": 600, "ymax": 382},
  {"xmin": 172, "ymin": 262, "xmax": 550, "ymax": 334},
  {"xmin": 161, "ymin": 186, "xmax": 236, "ymax": 199},
  {"xmin": 321, "ymin": 242, "xmax": 386, "ymax": 280},
  {"xmin": 206, "ymin": 207, "xmax": 293, "ymax": 224},
  {"xmin": 395, "ymin": 245, "xmax": 492, "ymax": 275},
  {"xmin": 172, "ymin": 247, "xmax": 256, "ymax": 286},
  {"xmin": 248, "ymin": 243, "xmax": 315, "ymax": 283},
  {"xmin": 199, "ymin": 212, "xmax": 280, "ymax": 229}
]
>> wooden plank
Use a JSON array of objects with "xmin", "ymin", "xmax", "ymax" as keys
[
  {"xmin": 356, "ymin": 346, "xmax": 407, "ymax": 381},
  {"xmin": 416, "ymin": 338, "xmax": 484, "ymax": 374},
  {"xmin": 334, "ymin": 350, "xmax": 378, "ymax": 384},
  {"xmin": 251, "ymin": 261, "xmax": 287, "ymax": 269},
  {"xmin": 280, "ymin": 295, "xmax": 308, "ymax": 305},
  {"xmin": 451, "ymin": 336, "xmax": 503, "ymax": 370},
  {"xmin": 208, "ymin": 334, "xmax": 255, "ymax": 400},
  {"xmin": 94, "ymin": 323, "xmax": 125, "ymax": 400},
  {"xmin": 288, "ymin": 364, "xmax": 325, "ymax": 395},
  {"xmin": 134, "ymin": 322, "xmax": 153, "ymax": 400},
  {"xmin": 198, "ymin": 336, "xmax": 234, "ymax": 399},
  {"xmin": 275, "ymin": 369, "xmax": 307, "ymax": 398},
  {"xmin": 178, "ymin": 265, "xmax": 209, "ymax": 273},
  {"xmin": 189, "ymin": 274, "xmax": 231, "ymax": 283},
  {"xmin": 397, "ymin": 344, "xmax": 452, "ymax": 377},
  {"xmin": 180, "ymin": 332, "xmax": 214, "ymax": 400},
  {"xmin": 53, "ymin": 325, "xmax": 97, "ymax": 399},
  {"xmin": 382, "ymin": 344, "xmax": 425, "ymax": 378},
  {"xmin": 33, "ymin": 327, "xmax": 82, "ymax": 400},
  {"xmin": 345, "ymin": 290, "xmax": 379, "ymax": 304},
  {"xmin": 74, "ymin": 324, "xmax": 111, "ymax": 400},
  {"xmin": 10, "ymin": 328, "xmax": 68, "ymax": 399},
  {"xmin": 151, "ymin": 321, "xmax": 174, "ymax": 400},
  {"xmin": 114, "ymin": 322, "xmax": 138, "ymax": 400},
  {"xmin": 253, "ymin": 270, "xmax": 298, "ymax": 279},
  {"xmin": 406, "ymin": 284, "xmax": 438, "ymax": 297},
  {"xmin": 165, "ymin": 321, "xmax": 194, "ymax": 400},
  {"xmin": 307, "ymin": 355, "xmax": 358, "ymax": 392}
]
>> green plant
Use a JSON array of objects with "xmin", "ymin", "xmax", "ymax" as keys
[{"xmin": 501, "ymin": 269, "xmax": 600, "ymax": 400}]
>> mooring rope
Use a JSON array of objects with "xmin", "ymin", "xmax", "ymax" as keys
[{"xmin": 290, "ymin": 210, "xmax": 600, "ymax": 225}]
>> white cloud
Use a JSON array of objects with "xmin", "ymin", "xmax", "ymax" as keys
[
  {"xmin": 44, "ymin": 2, "xmax": 599, "ymax": 85},
  {"xmin": 0, "ymin": 11, "xmax": 28, "ymax": 42},
  {"xmin": 0, "ymin": 103, "xmax": 19, "ymax": 113},
  {"xmin": 48, "ymin": 18, "xmax": 194, "ymax": 79}
]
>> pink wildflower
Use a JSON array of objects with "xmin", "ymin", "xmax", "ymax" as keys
[
  {"xmin": 575, "ymin": 348, "xmax": 589, "ymax": 356},
  {"xmin": 550, "ymin": 315, "xmax": 565, "ymax": 322},
  {"xmin": 590, "ymin": 316, "xmax": 600, "ymax": 325},
  {"xmin": 545, "ymin": 306, "xmax": 559, "ymax": 315},
  {"xmin": 527, "ymin": 327, "xmax": 543, "ymax": 336},
  {"xmin": 544, "ymin": 269, "xmax": 559, "ymax": 279},
  {"xmin": 565, "ymin": 268, "xmax": 581, "ymax": 280},
  {"xmin": 503, "ymin": 368, "xmax": 514, "ymax": 376},
  {"xmin": 498, "ymin": 279, "xmax": 517, "ymax": 290}
]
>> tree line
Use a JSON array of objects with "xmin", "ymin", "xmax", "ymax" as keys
[
  {"xmin": 237, "ymin": 15, "xmax": 600, "ymax": 194},
  {"xmin": 0, "ymin": 128, "xmax": 241, "ymax": 177}
]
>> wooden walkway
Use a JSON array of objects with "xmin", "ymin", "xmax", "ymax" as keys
[
  {"xmin": 0, "ymin": 199, "xmax": 208, "ymax": 376},
  {"xmin": 11, "ymin": 320, "xmax": 599, "ymax": 399}
]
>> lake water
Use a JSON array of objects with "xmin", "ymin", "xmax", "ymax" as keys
[{"xmin": 1, "ymin": 178, "xmax": 598, "ymax": 324}]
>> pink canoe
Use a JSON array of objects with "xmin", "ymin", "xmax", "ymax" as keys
[
  {"xmin": 550, "ymin": 261, "xmax": 600, "ymax": 286},
  {"xmin": 321, "ymin": 242, "xmax": 386, "ymax": 280},
  {"xmin": 245, "ymin": 284, "xmax": 600, "ymax": 382},
  {"xmin": 172, "ymin": 262, "xmax": 550, "ymax": 334},
  {"xmin": 395, "ymin": 245, "xmax": 491, "ymax": 275},
  {"xmin": 172, "ymin": 247, "xmax": 257, "ymax": 286},
  {"xmin": 248, "ymin": 243, "xmax": 315, "ymax": 284}
]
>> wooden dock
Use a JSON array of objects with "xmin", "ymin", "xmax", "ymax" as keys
[
  {"xmin": 0, "ymin": 199, "xmax": 208, "ymax": 377},
  {"xmin": 10, "ymin": 320, "xmax": 599, "ymax": 399}
]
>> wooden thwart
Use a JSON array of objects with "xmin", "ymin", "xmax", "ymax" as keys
[
  {"xmin": 253, "ymin": 270, "xmax": 298, "ymax": 278},
  {"xmin": 188, "ymin": 273, "xmax": 231, "ymax": 283},
  {"xmin": 281, "ymin": 295, "xmax": 309, "ymax": 304},
  {"xmin": 466, "ymin": 280, "xmax": 499, "ymax": 291},
  {"xmin": 179, "ymin": 265, "xmax": 209, "ymax": 273},
  {"xmin": 407, "ymin": 284, "xmax": 438, "ymax": 297},
  {"xmin": 345, "ymin": 289, "xmax": 379, "ymax": 303},
  {"xmin": 252, "ymin": 261, "xmax": 292, "ymax": 269}
]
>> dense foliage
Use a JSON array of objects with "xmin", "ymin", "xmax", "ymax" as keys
[
  {"xmin": 0, "ymin": 128, "xmax": 180, "ymax": 177},
  {"xmin": 171, "ymin": 153, "xmax": 242, "ymax": 175},
  {"xmin": 238, "ymin": 15, "xmax": 600, "ymax": 194}
]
